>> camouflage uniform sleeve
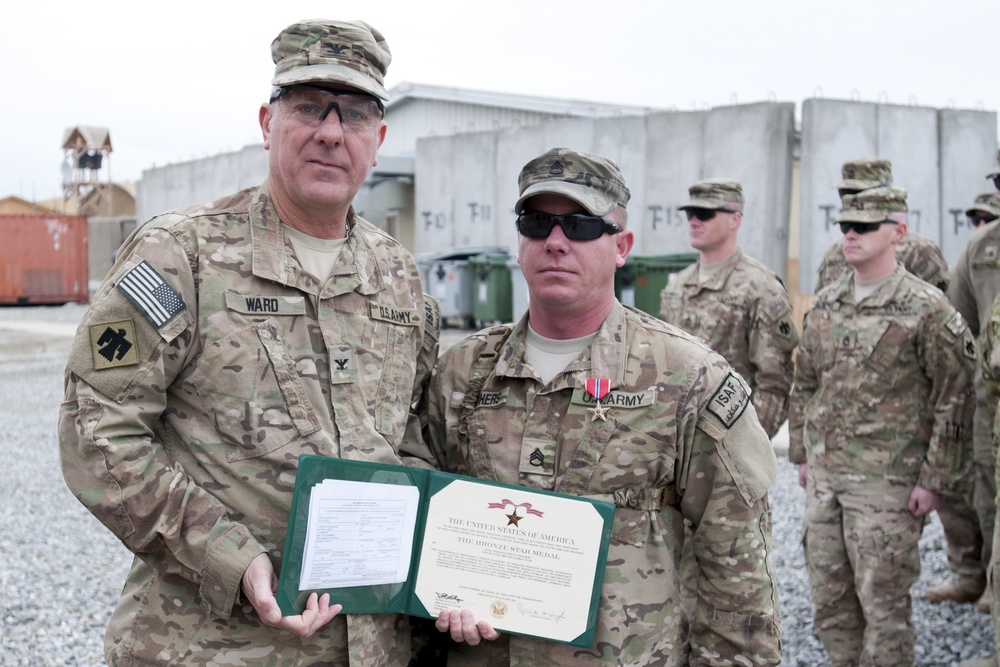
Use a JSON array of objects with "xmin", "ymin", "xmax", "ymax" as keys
[
  {"xmin": 681, "ymin": 362, "xmax": 781, "ymax": 665},
  {"xmin": 399, "ymin": 294, "xmax": 441, "ymax": 469},
  {"xmin": 57, "ymin": 226, "xmax": 266, "ymax": 619},
  {"xmin": 424, "ymin": 334, "xmax": 478, "ymax": 475},
  {"xmin": 948, "ymin": 245, "xmax": 981, "ymax": 338},
  {"xmin": 916, "ymin": 296, "xmax": 977, "ymax": 493},
  {"xmin": 815, "ymin": 242, "xmax": 845, "ymax": 293},
  {"xmin": 915, "ymin": 247, "xmax": 951, "ymax": 293},
  {"xmin": 787, "ymin": 310, "xmax": 821, "ymax": 465},
  {"xmin": 747, "ymin": 282, "xmax": 799, "ymax": 438},
  {"xmin": 983, "ymin": 295, "xmax": 1000, "ymax": 441}
]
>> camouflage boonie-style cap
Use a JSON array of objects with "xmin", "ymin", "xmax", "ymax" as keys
[
  {"xmin": 966, "ymin": 192, "xmax": 1000, "ymax": 218},
  {"xmin": 838, "ymin": 186, "xmax": 908, "ymax": 224},
  {"xmin": 837, "ymin": 158, "xmax": 893, "ymax": 192},
  {"xmin": 271, "ymin": 19, "xmax": 391, "ymax": 101},
  {"xmin": 515, "ymin": 148, "xmax": 631, "ymax": 216},
  {"xmin": 680, "ymin": 178, "xmax": 744, "ymax": 210}
]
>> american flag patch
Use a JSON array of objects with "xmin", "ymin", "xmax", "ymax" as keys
[{"xmin": 116, "ymin": 260, "xmax": 186, "ymax": 328}]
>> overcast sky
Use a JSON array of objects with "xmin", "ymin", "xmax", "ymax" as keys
[{"xmin": 4, "ymin": 0, "xmax": 998, "ymax": 203}]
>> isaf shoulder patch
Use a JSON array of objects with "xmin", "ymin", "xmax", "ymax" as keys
[
  {"xmin": 707, "ymin": 372, "xmax": 751, "ymax": 429},
  {"xmin": 89, "ymin": 319, "xmax": 139, "ymax": 370},
  {"xmin": 116, "ymin": 260, "xmax": 186, "ymax": 328}
]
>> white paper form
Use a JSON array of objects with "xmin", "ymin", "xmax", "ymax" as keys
[{"xmin": 298, "ymin": 479, "xmax": 420, "ymax": 591}]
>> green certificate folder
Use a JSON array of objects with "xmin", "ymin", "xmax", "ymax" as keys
[{"xmin": 277, "ymin": 455, "xmax": 615, "ymax": 647}]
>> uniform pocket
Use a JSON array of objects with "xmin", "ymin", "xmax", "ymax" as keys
[
  {"xmin": 197, "ymin": 321, "xmax": 319, "ymax": 461},
  {"xmin": 865, "ymin": 321, "xmax": 909, "ymax": 375}
]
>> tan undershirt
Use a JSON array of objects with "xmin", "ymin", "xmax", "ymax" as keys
[
  {"xmin": 283, "ymin": 224, "xmax": 346, "ymax": 283},
  {"xmin": 854, "ymin": 272, "xmax": 893, "ymax": 302},
  {"xmin": 524, "ymin": 324, "xmax": 597, "ymax": 385},
  {"xmin": 698, "ymin": 259, "xmax": 724, "ymax": 285}
]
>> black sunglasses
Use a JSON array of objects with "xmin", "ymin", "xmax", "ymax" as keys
[
  {"xmin": 969, "ymin": 213, "xmax": 997, "ymax": 227},
  {"xmin": 685, "ymin": 208, "xmax": 737, "ymax": 222},
  {"xmin": 838, "ymin": 220, "xmax": 897, "ymax": 235},
  {"xmin": 516, "ymin": 211, "xmax": 622, "ymax": 241}
]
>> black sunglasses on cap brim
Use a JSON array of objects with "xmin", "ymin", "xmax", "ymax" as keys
[{"xmin": 516, "ymin": 211, "xmax": 622, "ymax": 241}]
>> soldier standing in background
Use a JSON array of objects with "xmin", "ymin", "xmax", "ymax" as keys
[
  {"xmin": 57, "ymin": 19, "xmax": 439, "ymax": 666},
  {"xmin": 933, "ymin": 163, "xmax": 1000, "ymax": 667},
  {"xmin": 966, "ymin": 192, "xmax": 1000, "ymax": 230},
  {"xmin": 789, "ymin": 186, "xmax": 975, "ymax": 667},
  {"xmin": 941, "ymin": 189, "xmax": 1000, "ymax": 624},
  {"xmin": 815, "ymin": 158, "xmax": 950, "ymax": 292},
  {"xmin": 989, "ymin": 165, "xmax": 1000, "ymax": 193},
  {"xmin": 658, "ymin": 177, "xmax": 798, "ymax": 440},
  {"xmin": 427, "ymin": 148, "xmax": 782, "ymax": 666}
]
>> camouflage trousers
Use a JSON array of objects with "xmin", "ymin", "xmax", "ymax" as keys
[
  {"xmin": 803, "ymin": 468, "xmax": 923, "ymax": 667},
  {"xmin": 939, "ymin": 395, "xmax": 996, "ymax": 578},
  {"xmin": 990, "ymin": 435, "xmax": 1000, "ymax": 644}
]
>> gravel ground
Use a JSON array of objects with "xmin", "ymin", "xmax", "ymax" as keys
[{"xmin": 0, "ymin": 303, "xmax": 995, "ymax": 665}]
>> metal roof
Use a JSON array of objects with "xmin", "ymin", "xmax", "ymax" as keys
[{"xmin": 385, "ymin": 82, "xmax": 656, "ymax": 118}]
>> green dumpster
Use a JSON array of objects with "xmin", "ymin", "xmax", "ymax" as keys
[
  {"xmin": 616, "ymin": 253, "xmax": 699, "ymax": 316},
  {"xmin": 469, "ymin": 254, "xmax": 513, "ymax": 326}
]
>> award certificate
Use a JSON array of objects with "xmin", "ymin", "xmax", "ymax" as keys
[{"xmin": 277, "ymin": 455, "xmax": 615, "ymax": 647}]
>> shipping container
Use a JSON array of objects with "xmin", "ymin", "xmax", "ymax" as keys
[{"xmin": 0, "ymin": 213, "xmax": 89, "ymax": 304}]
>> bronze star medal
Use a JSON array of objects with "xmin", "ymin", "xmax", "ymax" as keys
[
  {"xmin": 586, "ymin": 377, "xmax": 611, "ymax": 422},
  {"xmin": 506, "ymin": 510, "xmax": 522, "ymax": 526}
]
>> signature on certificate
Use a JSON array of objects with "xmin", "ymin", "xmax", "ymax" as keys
[
  {"xmin": 516, "ymin": 602, "xmax": 567, "ymax": 623},
  {"xmin": 436, "ymin": 592, "xmax": 464, "ymax": 605}
]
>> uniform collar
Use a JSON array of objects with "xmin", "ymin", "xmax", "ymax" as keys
[
  {"xmin": 249, "ymin": 180, "xmax": 385, "ymax": 297},
  {"xmin": 497, "ymin": 302, "xmax": 628, "ymax": 389},
  {"xmin": 684, "ymin": 248, "xmax": 744, "ymax": 290},
  {"xmin": 838, "ymin": 263, "xmax": 907, "ymax": 307}
]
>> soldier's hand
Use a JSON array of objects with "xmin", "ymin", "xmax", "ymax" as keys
[
  {"xmin": 436, "ymin": 608, "xmax": 500, "ymax": 645},
  {"xmin": 242, "ymin": 553, "xmax": 342, "ymax": 637},
  {"xmin": 907, "ymin": 485, "xmax": 941, "ymax": 517}
]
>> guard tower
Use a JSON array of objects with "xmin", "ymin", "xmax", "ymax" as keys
[{"xmin": 62, "ymin": 126, "xmax": 112, "ymax": 217}]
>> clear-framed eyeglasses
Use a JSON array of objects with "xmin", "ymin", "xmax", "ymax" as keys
[{"xmin": 270, "ymin": 84, "xmax": 385, "ymax": 133}]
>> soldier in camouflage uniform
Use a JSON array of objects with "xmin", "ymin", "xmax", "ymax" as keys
[
  {"xmin": 658, "ymin": 178, "xmax": 798, "ymax": 440},
  {"xmin": 815, "ymin": 158, "xmax": 950, "ymax": 293},
  {"xmin": 57, "ymin": 20, "xmax": 439, "ymax": 667},
  {"xmin": 966, "ymin": 192, "xmax": 1000, "ymax": 230},
  {"xmin": 942, "ymin": 190, "xmax": 1000, "ymax": 618},
  {"xmin": 967, "ymin": 293, "xmax": 1000, "ymax": 667},
  {"xmin": 426, "ymin": 148, "xmax": 782, "ymax": 666},
  {"xmin": 789, "ymin": 186, "xmax": 976, "ymax": 667}
]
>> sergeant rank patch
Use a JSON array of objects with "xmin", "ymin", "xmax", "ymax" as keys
[{"xmin": 89, "ymin": 319, "xmax": 139, "ymax": 370}]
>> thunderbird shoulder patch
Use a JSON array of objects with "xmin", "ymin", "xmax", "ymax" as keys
[
  {"xmin": 116, "ymin": 260, "xmax": 186, "ymax": 328},
  {"xmin": 89, "ymin": 319, "xmax": 139, "ymax": 370},
  {"xmin": 707, "ymin": 372, "xmax": 751, "ymax": 429}
]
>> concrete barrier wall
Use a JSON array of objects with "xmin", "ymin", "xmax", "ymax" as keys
[
  {"xmin": 799, "ymin": 99, "xmax": 997, "ymax": 294},
  {"xmin": 642, "ymin": 103, "xmax": 794, "ymax": 277},
  {"xmin": 416, "ymin": 103, "xmax": 796, "ymax": 280},
  {"xmin": 939, "ymin": 109, "xmax": 1000, "ymax": 262},
  {"xmin": 137, "ymin": 145, "xmax": 268, "ymax": 223}
]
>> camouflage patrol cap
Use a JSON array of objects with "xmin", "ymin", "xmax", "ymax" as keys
[
  {"xmin": 837, "ymin": 186, "xmax": 908, "ymax": 223},
  {"xmin": 836, "ymin": 158, "xmax": 893, "ymax": 192},
  {"xmin": 966, "ymin": 192, "xmax": 1000, "ymax": 218},
  {"xmin": 271, "ymin": 19, "xmax": 391, "ymax": 101},
  {"xmin": 515, "ymin": 148, "xmax": 631, "ymax": 216},
  {"xmin": 679, "ymin": 178, "xmax": 745, "ymax": 210}
]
